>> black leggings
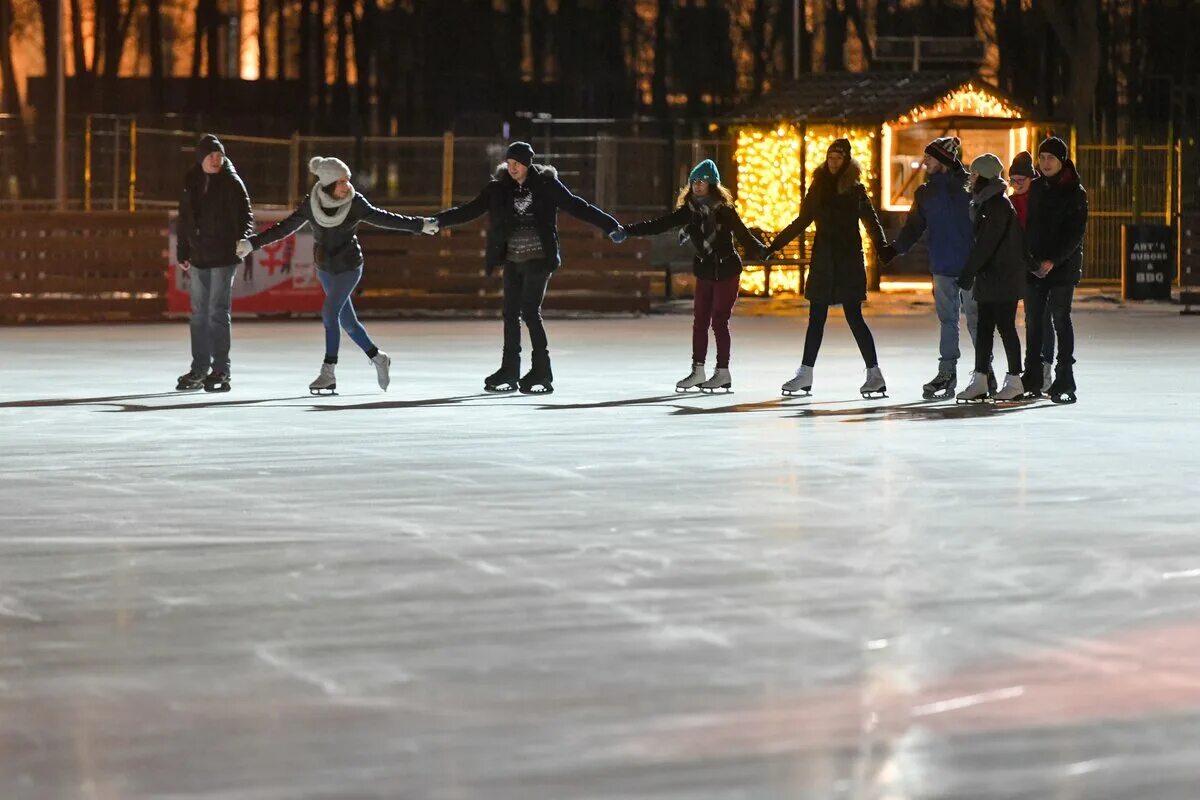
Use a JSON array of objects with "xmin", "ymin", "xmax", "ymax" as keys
[
  {"xmin": 502, "ymin": 260, "xmax": 553, "ymax": 354},
  {"xmin": 975, "ymin": 300, "xmax": 1022, "ymax": 375},
  {"xmin": 802, "ymin": 302, "xmax": 878, "ymax": 368}
]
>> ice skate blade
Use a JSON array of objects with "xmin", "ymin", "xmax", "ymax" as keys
[
  {"xmin": 923, "ymin": 391, "xmax": 953, "ymax": 400},
  {"xmin": 781, "ymin": 388, "xmax": 811, "ymax": 397},
  {"xmin": 861, "ymin": 390, "xmax": 887, "ymax": 399},
  {"xmin": 956, "ymin": 396, "xmax": 990, "ymax": 404},
  {"xmin": 309, "ymin": 387, "xmax": 337, "ymax": 396},
  {"xmin": 519, "ymin": 385, "xmax": 554, "ymax": 395},
  {"xmin": 204, "ymin": 383, "xmax": 231, "ymax": 393},
  {"xmin": 175, "ymin": 384, "xmax": 203, "ymax": 392},
  {"xmin": 699, "ymin": 386, "xmax": 732, "ymax": 394},
  {"xmin": 675, "ymin": 386, "xmax": 702, "ymax": 393},
  {"xmin": 484, "ymin": 384, "xmax": 518, "ymax": 394},
  {"xmin": 1049, "ymin": 392, "xmax": 1077, "ymax": 404}
]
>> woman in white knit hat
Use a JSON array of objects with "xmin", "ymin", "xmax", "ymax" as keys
[{"xmin": 238, "ymin": 157, "xmax": 438, "ymax": 394}]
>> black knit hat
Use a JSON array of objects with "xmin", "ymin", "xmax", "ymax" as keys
[
  {"xmin": 505, "ymin": 141, "xmax": 535, "ymax": 167},
  {"xmin": 826, "ymin": 138, "xmax": 852, "ymax": 158},
  {"xmin": 1038, "ymin": 136, "xmax": 1069, "ymax": 163},
  {"xmin": 925, "ymin": 136, "xmax": 962, "ymax": 169},
  {"xmin": 195, "ymin": 134, "xmax": 225, "ymax": 163},
  {"xmin": 1009, "ymin": 151, "xmax": 1037, "ymax": 178}
]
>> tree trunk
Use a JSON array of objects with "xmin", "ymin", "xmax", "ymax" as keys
[
  {"xmin": 824, "ymin": 0, "xmax": 847, "ymax": 71},
  {"xmin": 1040, "ymin": 0, "xmax": 1101, "ymax": 140}
]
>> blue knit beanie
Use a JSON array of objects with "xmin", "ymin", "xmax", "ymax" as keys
[{"xmin": 688, "ymin": 159, "xmax": 721, "ymax": 185}]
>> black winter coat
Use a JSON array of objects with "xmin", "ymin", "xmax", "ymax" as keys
[
  {"xmin": 766, "ymin": 160, "xmax": 887, "ymax": 305},
  {"xmin": 1025, "ymin": 162, "xmax": 1088, "ymax": 287},
  {"xmin": 248, "ymin": 192, "xmax": 425, "ymax": 274},
  {"xmin": 435, "ymin": 164, "xmax": 619, "ymax": 273},
  {"xmin": 624, "ymin": 198, "xmax": 765, "ymax": 280},
  {"xmin": 958, "ymin": 183, "xmax": 1030, "ymax": 304},
  {"xmin": 177, "ymin": 162, "xmax": 254, "ymax": 268}
]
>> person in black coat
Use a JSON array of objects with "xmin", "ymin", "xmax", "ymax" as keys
[
  {"xmin": 434, "ymin": 141, "xmax": 622, "ymax": 395},
  {"xmin": 1022, "ymin": 136, "xmax": 1088, "ymax": 403},
  {"xmin": 763, "ymin": 138, "xmax": 891, "ymax": 399},
  {"xmin": 238, "ymin": 156, "xmax": 438, "ymax": 395},
  {"xmin": 954, "ymin": 154, "xmax": 1029, "ymax": 402},
  {"xmin": 620, "ymin": 159, "xmax": 766, "ymax": 394},
  {"xmin": 175, "ymin": 134, "xmax": 254, "ymax": 393}
]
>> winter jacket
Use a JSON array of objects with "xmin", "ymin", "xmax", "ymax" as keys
[
  {"xmin": 623, "ymin": 197, "xmax": 766, "ymax": 281},
  {"xmin": 248, "ymin": 192, "xmax": 425, "ymax": 274},
  {"xmin": 435, "ymin": 164, "xmax": 619, "ymax": 274},
  {"xmin": 766, "ymin": 158, "xmax": 887, "ymax": 305},
  {"xmin": 1024, "ymin": 162, "xmax": 1088, "ymax": 286},
  {"xmin": 176, "ymin": 162, "xmax": 254, "ymax": 268},
  {"xmin": 893, "ymin": 166, "xmax": 973, "ymax": 277},
  {"xmin": 958, "ymin": 179, "xmax": 1029, "ymax": 304}
]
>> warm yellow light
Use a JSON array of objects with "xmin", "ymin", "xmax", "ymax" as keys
[
  {"xmin": 768, "ymin": 266, "xmax": 803, "ymax": 295},
  {"xmin": 892, "ymin": 83, "xmax": 1024, "ymax": 126},
  {"xmin": 880, "ymin": 280, "xmax": 933, "ymax": 292},
  {"xmin": 734, "ymin": 125, "xmax": 803, "ymax": 233},
  {"xmin": 240, "ymin": 0, "xmax": 260, "ymax": 80},
  {"xmin": 739, "ymin": 266, "xmax": 768, "ymax": 296}
]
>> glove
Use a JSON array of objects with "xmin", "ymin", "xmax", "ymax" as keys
[
  {"xmin": 608, "ymin": 227, "xmax": 627, "ymax": 244},
  {"xmin": 878, "ymin": 243, "xmax": 898, "ymax": 264},
  {"xmin": 235, "ymin": 239, "xmax": 253, "ymax": 259},
  {"xmin": 758, "ymin": 245, "xmax": 772, "ymax": 262},
  {"xmin": 422, "ymin": 217, "xmax": 440, "ymax": 235},
  {"xmin": 957, "ymin": 275, "xmax": 974, "ymax": 291}
]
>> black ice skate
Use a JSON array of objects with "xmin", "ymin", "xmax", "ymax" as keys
[
  {"xmin": 484, "ymin": 351, "xmax": 520, "ymax": 393},
  {"xmin": 1046, "ymin": 365, "xmax": 1077, "ymax": 404},
  {"xmin": 203, "ymin": 372, "xmax": 231, "ymax": 393},
  {"xmin": 518, "ymin": 351, "xmax": 553, "ymax": 395},
  {"xmin": 921, "ymin": 369, "xmax": 955, "ymax": 400},
  {"xmin": 176, "ymin": 370, "xmax": 206, "ymax": 392}
]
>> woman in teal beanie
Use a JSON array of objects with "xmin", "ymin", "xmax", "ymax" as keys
[{"xmin": 620, "ymin": 159, "xmax": 766, "ymax": 393}]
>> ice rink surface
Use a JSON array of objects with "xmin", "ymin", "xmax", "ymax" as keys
[{"xmin": 3, "ymin": 306, "xmax": 1200, "ymax": 799}]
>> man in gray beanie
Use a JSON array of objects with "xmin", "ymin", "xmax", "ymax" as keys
[{"xmin": 175, "ymin": 134, "xmax": 254, "ymax": 393}]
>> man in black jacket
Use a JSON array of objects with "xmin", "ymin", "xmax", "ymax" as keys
[
  {"xmin": 175, "ymin": 134, "xmax": 254, "ymax": 392},
  {"xmin": 1022, "ymin": 136, "xmax": 1088, "ymax": 403},
  {"xmin": 435, "ymin": 141, "xmax": 622, "ymax": 394}
]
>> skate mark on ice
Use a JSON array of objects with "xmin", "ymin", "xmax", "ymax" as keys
[
  {"xmin": 535, "ymin": 394, "xmax": 680, "ymax": 410},
  {"xmin": 785, "ymin": 400, "xmax": 1051, "ymax": 423},
  {"xmin": 667, "ymin": 398, "xmax": 866, "ymax": 416},
  {"xmin": 254, "ymin": 643, "xmax": 348, "ymax": 697},
  {"xmin": 93, "ymin": 396, "xmax": 314, "ymax": 412},
  {"xmin": 306, "ymin": 393, "xmax": 494, "ymax": 411},
  {"xmin": 0, "ymin": 392, "xmax": 181, "ymax": 408}
]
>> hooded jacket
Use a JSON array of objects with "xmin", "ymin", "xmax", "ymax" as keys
[
  {"xmin": 958, "ymin": 177, "xmax": 1030, "ymax": 303},
  {"xmin": 177, "ymin": 160, "xmax": 254, "ymax": 268},
  {"xmin": 893, "ymin": 164, "xmax": 974, "ymax": 277},
  {"xmin": 435, "ymin": 163, "xmax": 619, "ymax": 273},
  {"xmin": 765, "ymin": 158, "xmax": 887, "ymax": 305}
]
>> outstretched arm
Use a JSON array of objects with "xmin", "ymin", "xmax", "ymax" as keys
[
  {"xmin": 360, "ymin": 199, "xmax": 427, "ymax": 233},
  {"xmin": 726, "ymin": 207, "xmax": 767, "ymax": 257},
  {"xmin": 435, "ymin": 188, "xmax": 490, "ymax": 229},
  {"xmin": 552, "ymin": 178, "xmax": 619, "ymax": 233},
  {"xmin": 857, "ymin": 187, "xmax": 888, "ymax": 252},
  {"xmin": 623, "ymin": 206, "xmax": 689, "ymax": 238},
  {"xmin": 765, "ymin": 193, "xmax": 816, "ymax": 254},
  {"xmin": 893, "ymin": 187, "xmax": 927, "ymax": 256},
  {"xmin": 247, "ymin": 204, "xmax": 309, "ymax": 251}
]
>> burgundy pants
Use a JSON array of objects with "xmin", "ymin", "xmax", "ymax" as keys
[{"xmin": 692, "ymin": 275, "xmax": 740, "ymax": 368}]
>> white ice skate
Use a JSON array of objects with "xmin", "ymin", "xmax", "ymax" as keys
[
  {"xmin": 698, "ymin": 367, "xmax": 732, "ymax": 394},
  {"xmin": 310, "ymin": 363, "xmax": 337, "ymax": 396},
  {"xmin": 860, "ymin": 366, "xmax": 887, "ymax": 399},
  {"xmin": 992, "ymin": 373, "xmax": 1025, "ymax": 401},
  {"xmin": 372, "ymin": 351, "xmax": 392, "ymax": 391},
  {"xmin": 781, "ymin": 365, "xmax": 813, "ymax": 397},
  {"xmin": 675, "ymin": 363, "xmax": 706, "ymax": 393},
  {"xmin": 955, "ymin": 371, "xmax": 990, "ymax": 403}
]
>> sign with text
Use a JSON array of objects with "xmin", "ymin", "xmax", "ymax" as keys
[
  {"xmin": 1121, "ymin": 223, "xmax": 1175, "ymax": 301},
  {"xmin": 168, "ymin": 210, "xmax": 323, "ymax": 315}
]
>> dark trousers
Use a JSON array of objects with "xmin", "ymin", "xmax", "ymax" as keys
[
  {"xmin": 1024, "ymin": 283, "xmax": 1075, "ymax": 374},
  {"xmin": 692, "ymin": 275, "xmax": 740, "ymax": 368},
  {"xmin": 502, "ymin": 260, "xmax": 553, "ymax": 354},
  {"xmin": 975, "ymin": 300, "xmax": 1022, "ymax": 375},
  {"xmin": 802, "ymin": 302, "xmax": 878, "ymax": 368}
]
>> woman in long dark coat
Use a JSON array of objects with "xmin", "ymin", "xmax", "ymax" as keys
[
  {"xmin": 764, "ymin": 139, "xmax": 891, "ymax": 398},
  {"xmin": 954, "ymin": 154, "xmax": 1029, "ymax": 402}
]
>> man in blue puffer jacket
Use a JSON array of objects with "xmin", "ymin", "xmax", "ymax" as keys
[{"xmin": 887, "ymin": 136, "xmax": 982, "ymax": 399}]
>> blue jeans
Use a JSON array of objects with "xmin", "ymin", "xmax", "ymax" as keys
[
  {"xmin": 188, "ymin": 264, "xmax": 238, "ymax": 375},
  {"xmin": 932, "ymin": 274, "xmax": 980, "ymax": 372},
  {"xmin": 318, "ymin": 267, "xmax": 375, "ymax": 359}
]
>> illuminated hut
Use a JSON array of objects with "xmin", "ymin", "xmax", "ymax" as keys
[{"xmin": 731, "ymin": 73, "xmax": 1030, "ymax": 295}]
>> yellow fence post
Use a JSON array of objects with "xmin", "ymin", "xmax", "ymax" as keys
[
  {"xmin": 128, "ymin": 119, "xmax": 137, "ymax": 211},
  {"xmin": 442, "ymin": 131, "xmax": 455, "ymax": 210},
  {"xmin": 84, "ymin": 115, "xmax": 92, "ymax": 212}
]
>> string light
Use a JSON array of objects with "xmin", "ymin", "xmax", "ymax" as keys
[
  {"xmin": 734, "ymin": 125, "xmax": 802, "ymax": 233},
  {"xmin": 892, "ymin": 83, "xmax": 1024, "ymax": 126}
]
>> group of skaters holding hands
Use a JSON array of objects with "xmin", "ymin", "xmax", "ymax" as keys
[{"xmin": 175, "ymin": 131, "xmax": 1085, "ymax": 404}]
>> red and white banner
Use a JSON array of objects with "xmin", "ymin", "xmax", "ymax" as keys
[{"xmin": 168, "ymin": 210, "xmax": 323, "ymax": 315}]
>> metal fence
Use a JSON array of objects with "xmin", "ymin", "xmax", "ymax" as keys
[{"xmin": 0, "ymin": 114, "xmax": 1187, "ymax": 285}]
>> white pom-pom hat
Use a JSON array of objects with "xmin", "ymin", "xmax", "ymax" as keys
[{"xmin": 309, "ymin": 156, "xmax": 351, "ymax": 186}]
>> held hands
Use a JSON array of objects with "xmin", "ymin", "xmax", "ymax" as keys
[
  {"xmin": 1036, "ymin": 259, "xmax": 1055, "ymax": 278},
  {"xmin": 235, "ymin": 239, "xmax": 253, "ymax": 259},
  {"xmin": 422, "ymin": 217, "xmax": 440, "ymax": 235},
  {"xmin": 878, "ymin": 243, "xmax": 899, "ymax": 265},
  {"xmin": 608, "ymin": 226, "xmax": 627, "ymax": 244},
  {"xmin": 179, "ymin": 260, "xmax": 191, "ymax": 272}
]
